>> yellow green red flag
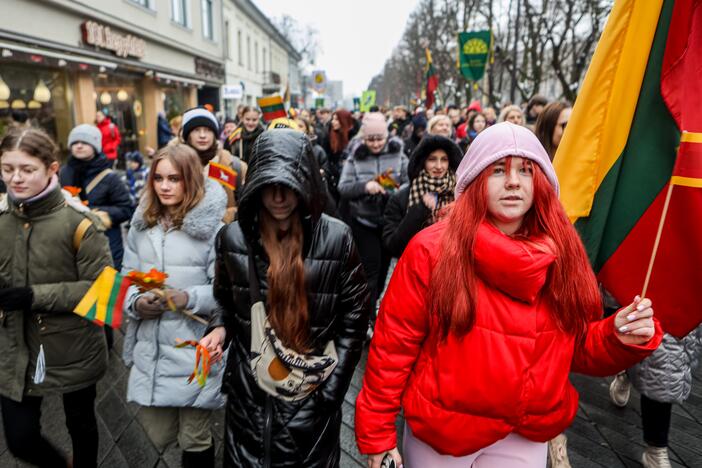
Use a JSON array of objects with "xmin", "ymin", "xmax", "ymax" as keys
[{"xmin": 73, "ymin": 266, "xmax": 130, "ymax": 329}]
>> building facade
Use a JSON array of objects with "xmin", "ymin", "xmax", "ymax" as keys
[
  {"xmin": 222, "ymin": 0, "xmax": 301, "ymax": 117},
  {"xmin": 0, "ymin": 0, "xmax": 225, "ymax": 157}
]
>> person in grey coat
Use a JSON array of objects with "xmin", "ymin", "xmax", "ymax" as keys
[
  {"xmin": 122, "ymin": 144, "xmax": 226, "ymax": 468},
  {"xmin": 338, "ymin": 112, "xmax": 408, "ymax": 313},
  {"xmin": 609, "ymin": 297, "xmax": 702, "ymax": 468}
]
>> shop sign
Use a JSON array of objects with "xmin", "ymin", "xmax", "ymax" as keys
[
  {"xmin": 222, "ymin": 84, "xmax": 243, "ymax": 100},
  {"xmin": 195, "ymin": 57, "xmax": 225, "ymax": 83},
  {"xmin": 81, "ymin": 21, "xmax": 146, "ymax": 59}
]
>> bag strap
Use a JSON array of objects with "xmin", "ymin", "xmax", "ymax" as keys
[
  {"xmin": 85, "ymin": 168, "xmax": 112, "ymax": 195},
  {"xmin": 247, "ymin": 248, "xmax": 263, "ymax": 304},
  {"xmin": 73, "ymin": 218, "xmax": 93, "ymax": 252}
]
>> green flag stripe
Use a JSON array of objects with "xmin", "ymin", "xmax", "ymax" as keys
[
  {"xmin": 83, "ymin": 303, "xmax": 97, "ymax": 321},
  {"xmin": 575, "ymin": 0, "xmax": 679, "ymax": 272},
  {"xmin": 261, "ymin": 103, "xmax": 285, "ymax": 113},
  {"xmin": 104, "ymin": 274, "xmax": 125, "ymax": 326}
]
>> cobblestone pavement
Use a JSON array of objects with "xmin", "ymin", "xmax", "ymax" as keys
[{"xmin": 1, "ymin": 330, "xmax": 701, "ymax": 467}]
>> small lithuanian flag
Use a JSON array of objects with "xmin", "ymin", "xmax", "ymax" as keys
[
  {"xmin": 74, "ymin": 267, "xmax": 130, "ymax": 328},
  {"xmin": 257, "ymin": 95, "xmax": 287, "ymax": 123}
]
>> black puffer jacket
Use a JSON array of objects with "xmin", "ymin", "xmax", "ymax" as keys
[
  {"xmin": 213, "ymin": 130, "xmax": 371, "ymax": 468},
  {"xmin": 382, "ymin": 135, "xmax": 463, "ymax": 257}
]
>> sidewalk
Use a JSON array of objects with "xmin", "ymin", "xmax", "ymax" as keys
[{"xmin": 1, "ymin": 329, "xmax": 701, "ymax": 467}]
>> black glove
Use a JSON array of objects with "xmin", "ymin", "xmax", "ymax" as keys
[{"xmin": 0, "ymin": 287, "xmax": 33, "ymax": 311}]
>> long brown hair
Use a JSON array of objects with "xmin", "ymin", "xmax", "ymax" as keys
[
  {"xmin": 0, "ymin": 127, "xmax": 58, "ymax": 167},
  {"xmin": 142, "ymin": 144, "xmax": 205, "ymax": 228},
  {"xmin": 534, "ymin": 101, "xmax": 570, "ymax": 160},
  {"xmin": 428, "ymin": 158, "xmax": 601, "ymax": 343},
  {"xmin": 260, "ymin": 208, "xmax": 310, "ymax": 353}
]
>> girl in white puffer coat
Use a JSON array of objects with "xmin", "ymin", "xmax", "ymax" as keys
[{"xmin": 122, "ymin": 144, "xmax": 226, "ymax": 467}]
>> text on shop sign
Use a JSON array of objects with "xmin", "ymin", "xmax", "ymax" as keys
[{"xmin": 81, "ymin": 21, "xmax": 146, "ymax": 59}]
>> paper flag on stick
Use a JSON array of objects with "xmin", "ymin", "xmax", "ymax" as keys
[{"xmin": 74, "ymin": 266, "xmax": 130, "ymax": 329}]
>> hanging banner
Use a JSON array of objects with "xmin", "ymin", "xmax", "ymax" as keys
[
  {"xmin": 457, "ymin": 30, "xmax": 492, "ymax": 82},
  {"xmin": 311, "ymin": 70, "xmax": 327, "ymax": 93},
  {"xmin": 353, "ymin": 97, "xmax": 361, "ymax": 112},
  {"xmin": 360, "ymin": 90, "xmax": 376, "ymax": 112}
]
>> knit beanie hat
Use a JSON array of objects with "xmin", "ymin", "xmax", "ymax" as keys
[
  {"xmin": 125, "ymin": 150, "xmax": 144, "ymax": 167},
  {"xmin": 68, "ymin": 124, "xmax": 102, "ymax": 153},
  {"xmin": 412, "ymin": 113, "xmax": 428, "ymax": 130},
  {"xmin": 361, "ymin": 112, "xmax": 388, "ymax": 137},
  {"xmin": 182, "ymin": 107, "xmax": 220, "ymax": 141},
  {"xmin": 454, "ymin": 122, "xmax": 559, "ymax": 198}
]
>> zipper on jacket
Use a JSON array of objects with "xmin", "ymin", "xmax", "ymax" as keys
[
  {"xmin": 263, "ymin": 395, "xmax": 272, "ymax": 468},
  {"xmin": 150, "ymin": 232, "xmax": 167, "ymax": 406}
]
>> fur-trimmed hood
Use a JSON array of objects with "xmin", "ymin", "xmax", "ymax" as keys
[
  {"xmin": 130, "ymin": 178, "xmax": 227, "ymax": 240},
  {"xmin": 353, "ymin": 137, "xmax": 403, "ymax": 160}
]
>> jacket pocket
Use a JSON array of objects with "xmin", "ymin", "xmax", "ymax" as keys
[{"xmin": 36, "ymin": 313, "xmax": 104, "ymax": 368}]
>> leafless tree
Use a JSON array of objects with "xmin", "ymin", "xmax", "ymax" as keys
[{"xmin": 369, "ymin": 0, "xmax": 612, "ymax": 108}]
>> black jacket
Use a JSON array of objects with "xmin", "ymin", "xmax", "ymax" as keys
[
  {"xmin": 59, "ymin": 153, "xmax": 133, "ymax": 269},
  {"xmin": 382, "ymin": 135, "xmax": 463, "ymax": 258},
  {"xmin": 213, "ymin": 130, "xmax": 370, "ymax": 468}
]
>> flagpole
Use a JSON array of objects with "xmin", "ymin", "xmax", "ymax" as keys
[{"xmin": 641, "ymin": 182, "xmax": 675, "ymax": 297}]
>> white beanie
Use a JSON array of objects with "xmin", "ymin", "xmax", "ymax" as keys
[{"xmin": 68, "ymin": 124, "xmax": 102, "ymax": 153}]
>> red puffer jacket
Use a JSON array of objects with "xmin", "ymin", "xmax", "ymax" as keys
[
  {"xmin": 355, "ymin": 221, "xmax": 662, "ymax": 456},
  {"xmin": 97, "ymin": 117, "xmax": 121, "ymax": 160}
]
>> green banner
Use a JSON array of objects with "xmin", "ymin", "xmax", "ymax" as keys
[
  {"xmin": 360, "ymin": 90, "xmax": 376, "ymax": 112},
  {"xmin": 314, "ymin": 97, "xmax": 325, "ymax": 108},
  {"xmin": 458, "ymin": 30, "xmax": 491, "ymax": 82},
  {"xmin": 353, "ymin": 97, "xmax": 361, "ymax": 112}
]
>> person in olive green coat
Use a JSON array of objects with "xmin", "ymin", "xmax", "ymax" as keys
[{"xmin": 0, "ymin": 127, "xmax": 113, "ymax": 468}]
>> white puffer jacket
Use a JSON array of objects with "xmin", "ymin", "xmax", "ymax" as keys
[{"xmin": 122, "ymin": 179, "xmax": 227, "ymax": 409}]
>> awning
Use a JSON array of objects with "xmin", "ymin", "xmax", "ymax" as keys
[
  {"xmin": 155, "ymin": 72, "xmax": 205, "ymax": 88},
  {"xmin": 0, "ymin": 40, "xmax": 117, "ymax": 70}
]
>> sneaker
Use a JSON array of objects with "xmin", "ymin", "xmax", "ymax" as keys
[
  {"xmin": 642, "ymin": 446, "xmax": 672, "ymax": 468},
  {"xmin": 548, "ymin": 433, "xmax": 572, "ymax": 468},
  {"xmin": 609, "ymin": 372, "xmax": 631, "ymax": 407}
]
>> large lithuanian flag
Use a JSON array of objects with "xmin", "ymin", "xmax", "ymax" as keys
[{"xmin": 554, "ymin": 0, "xmax": 702, "ymax": 338}]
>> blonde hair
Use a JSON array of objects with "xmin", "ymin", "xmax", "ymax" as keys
[
  {"xmin": 427, "ymin": 115, "xmax": 452, "ymax": 135},
  {"xmin": 498, "ymin": 105, "xmax": 524, "ymax": 124}
]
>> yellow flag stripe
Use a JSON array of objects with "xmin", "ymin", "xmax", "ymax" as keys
[
  {"xmin": 553, "ymin": 0, "xmax": 665, "ymax": 221},
  {"xmin": 73, "ymin": 266, "xmax": 118, "ymax": 322},
  {"xmin": 95, "ymin": 267, "xmax": 117, "ymax": 323},
  {"xmin": 680, "ymin": 131, "xmax": 702, "ymax": 143},
  {"xmin": 671, "ymin": 176, "xmax": 702, "ymax": 188},
  {"xmin": 257, "ymin": 96, "xmax": 283, "ymax": 107}
]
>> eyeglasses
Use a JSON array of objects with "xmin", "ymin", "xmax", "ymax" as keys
[{"xmin": 364, "ymin": 135, "xmax": 386, "ymax": 143}]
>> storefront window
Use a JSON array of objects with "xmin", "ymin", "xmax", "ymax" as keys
[
  {"xmin": 0, "ymin": 64, "xmax": 73, "ymax": 155},
  {"xmin": 162, "ymin": 86, "xmax": 187, "ymax": 120},
  {"xmin": 93, "ymin": 72, "xmax": 143, "ymax": 161}
]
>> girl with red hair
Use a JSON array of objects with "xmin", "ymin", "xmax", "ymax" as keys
[{"xmin": 355, "ymin": 122, "xmax": 663, "ymax": 467}]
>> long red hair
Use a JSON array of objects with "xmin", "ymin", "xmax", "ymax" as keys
[
  {"xmin": 260, "ymin": 210, "xmax": 311, "ymax": 353},
  {"xmin": 329, "ymin": 109, "xmax": 354, "ymax": 154},
  {"xmin": 427, "ymin": 158, "xmax": 601, "ymax": 342}
]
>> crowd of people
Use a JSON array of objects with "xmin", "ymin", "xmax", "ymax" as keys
[{"xmin": 0, "ymin": 94, "xmax": 696, "ymax": 468}]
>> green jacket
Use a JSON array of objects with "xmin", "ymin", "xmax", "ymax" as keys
[{"xmin": 0, "ymin": 186, "xmax": 112, "ymax": 401}]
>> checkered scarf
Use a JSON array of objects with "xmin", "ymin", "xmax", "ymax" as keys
[{"xmin": 408, "ymin": 170, "xmax": 456, "ymax": 220}]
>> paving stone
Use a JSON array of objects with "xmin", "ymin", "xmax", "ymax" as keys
[
  {"xmin": 97, "ymin": 388, "xmax": 134, "ymax": 441},
  {"xmin": 115, "ymin": 419, "xmax": 159, "ymax": 468}
]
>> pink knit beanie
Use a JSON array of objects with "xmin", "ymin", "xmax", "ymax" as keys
[
  {"xmin": 361, "ymin": 112, "xmax": 388, "ymax": 137},
  {"xmin": 454, "ymin": 122, "xmax": 559, "ymax": 197}
]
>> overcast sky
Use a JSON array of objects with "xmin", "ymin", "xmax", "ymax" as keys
[{"xmin": 252, "ymin": 0, "xmax": 420, "ymax": 98}]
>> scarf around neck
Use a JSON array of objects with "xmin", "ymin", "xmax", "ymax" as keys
[{"xmin": 408, "ymin": 170, "xmax": 456, "ymax": 221}]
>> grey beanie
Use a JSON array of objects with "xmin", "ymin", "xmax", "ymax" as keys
[{"xmin": 68, "ymin": 124, "xmax": 102, "ymax": 153}]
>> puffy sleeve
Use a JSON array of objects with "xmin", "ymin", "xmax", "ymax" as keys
[
  {"xmin": 354, "ymin": 234, "xmax": 431, "ymax": 455},
  {"xmin": 571, "ymin": 312, "xmax": 663, "ymax": 376},
  {"xmin": 318, "ymin": 229, "xmax": 371, "ymax": 407}
]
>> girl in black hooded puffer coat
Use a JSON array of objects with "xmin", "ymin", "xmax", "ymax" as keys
[{"xmin": 201, "ymin": 130, "xmax": 370, "ymax": 468}]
